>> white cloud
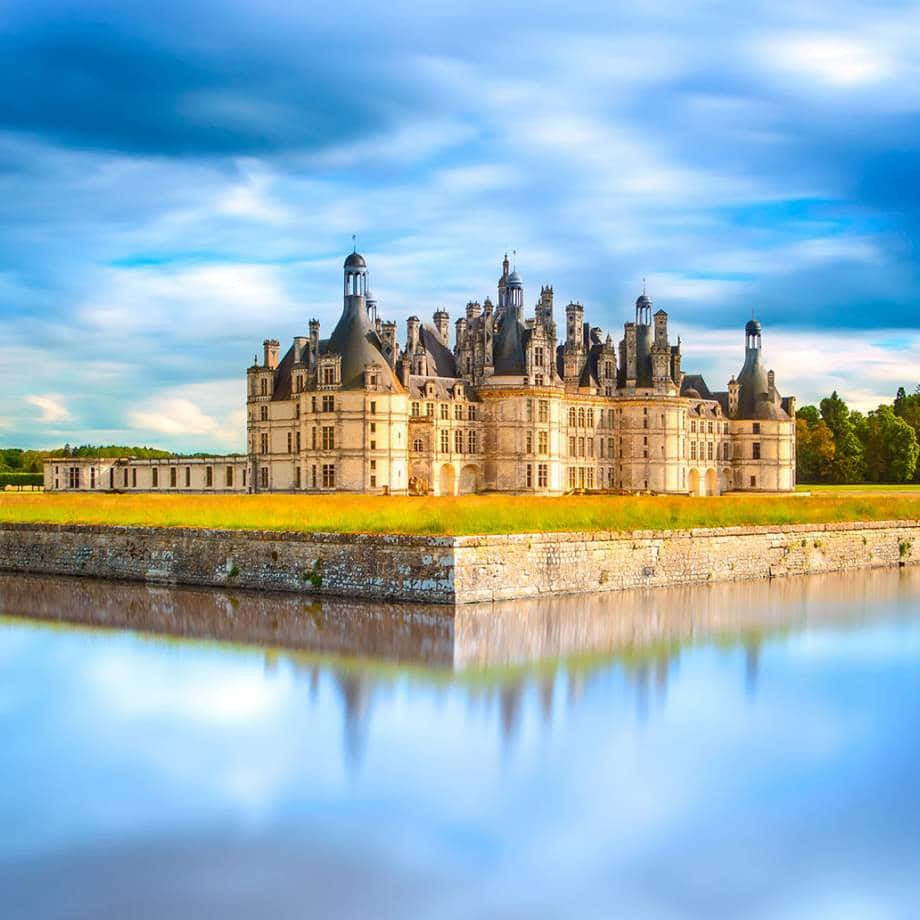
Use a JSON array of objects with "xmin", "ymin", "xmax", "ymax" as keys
[
  {"xmin": 127, "ymin": 380, "xmax": 245, "ymax": 449},
  {"xmin": 760, "ymin": 33, "xmax": 894, "ymax": 87},
  {"xmin": 25, "ymin": 394, "xmax": 72, "ymax": 423}
]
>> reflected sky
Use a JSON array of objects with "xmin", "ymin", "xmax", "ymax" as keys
[{"xmin": 1, "ymin": 571, "xmax": 919, "ymax": 918}]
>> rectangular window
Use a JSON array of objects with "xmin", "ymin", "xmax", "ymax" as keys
[
  {"xmin": 296, "ymin": 431, "xmax": 301, "ymax": 452},
  {"xmin": 322, "ymin": 426, "xmax": 335, "ymax": 450},
  {"xmin": 569, "ymin": 436, "xmax": 576, "ymax": 457},
  {"xmin": 538, "ymin": 400, "xmax": 549, "ymax": 423},
  {"xmin": 467, "ymin": 430, "xmax": 476, "ymax": 453},
  {"xmin": 526, "ymin": 432, "xmax": 533, "ymax": 454},
  {"xmin": 426, "ymin": 402, "xmax": 434, "ymax": 417},
  {"xmin": 287, "ymin": 432, "xmax": 292, "ymax": 453},
  {"xmin": 568, "ymin": 467, "xmax": 576, "ymax": 489},
  {"xmin": 526, "ymin": 399, "xmax": 534, "ymax": 421},
  {"xmin": 90, "ymin": 467, "xmax": 96, "ymax": 488},
  {"xmin": 322, "ymin": 464, "xmax": 335, "ymax": 488},
  {"xmin": 370, "ymin": 401, "xmax": 376, "ymax": 415},
  {"xmin": 440, "ymin": 430, "xmax": 449, "ymax": 453},
  {"xmin": 691, "ymin": 442, "xmax": 697, "ymax": 460},
  {"xmin": 312, "ymin": 465, "xmax": 317, "ymax": 488},
  {"xmin": 454, "ymin": 429, "xmax": 463, "ymax": 453},
  {"xmin": 370, "ymin": 440, "xmax": 376, "ymax": 450},
  {"xmin": 124, "ymin": 467, "xmax": 129, "ymax": 487},
  {"xmin": 691, "ymin": 420, "xmax": 697, "ymax": 433},
  {"xmin": 753, "ymin": 423, "xmax": 761, "ymax": 434},
  {"xmin": 69, "ymin": 467, "xmax": 79, "ymax": 489},
  {"xmin": 311, "ymin": 396, "xmax": 317, "ymax": 413},
  {"xmin": 587, "ymin": 437, "xmax": 594, "ymax": 457},
  {"xmin": 296, "ymin": 466, "xmax": 302, "ymax": 489},
  {"xmin": 587, "ymin": 409, "xmax": 594, "ymax": 428},
  {"xmin": 578, "ymin": 437, "xmax": 585, "ymax": 457},
  {"xmin": 170, "ymin": 467, "xmax": 177, "ymax": 488},
  {"xmin": 538, "ymin": 430, "xmax": 548, "ymax": 454},
  {"xmin": 411, "ymin": 401, "xmax": 420, "ymax": 417},
  {"xmin": 468, "ymin": 405, "xmax": 476, "ymax": 420},
  {"xmin": 132, "ymin": 468, "xmax": 137, "ymax": 488},
  {"xmin": 707, "ymin": 442, "xmax": 713, "ymax": 460},
  {"xmin": 441, "ymin": 403, "xmax": 449, "ymax": 420},
  {"xmin": 752, "ymin": 442, "xmax": 761, "ymax": 460},
  {"xmin": 370, "ymin": 422, "xmax": 375, "ymax": 433},
  {"xmin": 206, "ymin": 466, "xmax": 213, "ymax": 487},
  {"xmin": 538, "ymin": 463, "xmax": 548, "ymax": 488},
  {"xmin": 526, "ymin": 463, "xmax": 533, "ymax": 488},
  {"xmin": 750, "ymin": 475, "xmax": 757, "ymax": 487},
  {"xmin": 370, "ymin": 475, "xmax": 376, "ymax": 488},
  {"xmin": 586, "ymin": 469, "xmax": 594, "ymax": 489},
  {"xmin": 599, "ymin": 439, "xmax": 605, "ymax": 458},
  {"xmin": 152, "ymin": 468, "xmax": 158, "ymax": 488},
  {"xmin": 454, "ymin": 404, "xmax": 463, "ymax": 420},
  {"xmin": 534, "ymin": 346, "xmax": 544, "ymax": 368},
  {"xmin": 226, "ymin": 466, "xmax": 233, "ymax": 487},
  {"xmin": 608, "ymin": 438, "xmax": 614, "ymax": 458},
  {"xmin": 568, "ymin": 407, "xmax": 576, "ymax": 427},
  {"xmin": 312, "ymin": 427, "xmax": 317, "ymax": 450},
  {"xmin": 260, "ymin": 467, "xmax": 269, "ymax": 488},
  {"xmin": 185, "ymin": 467, "xmax": 190, "ymax": 487},
  {"xmin": 322, "ymin": 395, "xmax": 335, "ymax": 412},
  {"xmin": 708, "ymin": 422, "xmax": 713, "ymax": 434},
  {"xmin": 260, "ymin": 405, "xmax": 268, "ymax": 421},
  {"xmin": 322, "ymin": 367, "xmax": 335, "ymax": 386},
  {"xmin": 261, "ymin": 433, "xmax": 269, "ymax": 454},
  {"xmin": 260, "ymin": 379, "xmax": 267, "ymax": 396}
]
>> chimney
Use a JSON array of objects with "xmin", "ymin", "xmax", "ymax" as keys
[
  {"xmin": 399, "ymin": 354, "xmax": 411, "ymax": 387},
  {"xmin": 407, "ymin": 316, "xmax": 420, "ymax": 352},
  {"xmin": 466, "ymin": 301, "xmax": 482, "ymax": 321},
  {"xmin": 263, "ymin": 339, "xmax": 280, "ymax": 370},
  {"xmin": 433, "ymin": 310, "xmax": 450, "ymax": 347}
]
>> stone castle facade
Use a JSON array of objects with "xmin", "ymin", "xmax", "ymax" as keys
[{"xmin": 45, "ymin": 250, "xmax": 796, "ymax": 495}]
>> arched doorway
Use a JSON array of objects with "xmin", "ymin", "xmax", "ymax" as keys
[
  {"xmin": 688, "ymin": 468, "xmax": 702, "ymax": 496},
  {"xmin": 720, "ymin": 467, "xmax": 732, "ymax": 493},
  {"xmin": 705, "ymin": 468, "xmax": 718, "ymax": 495},
  {"xmin": 438, "ymin": 464, "xmax": 455, "ymax": 496},
  {"xmin": 459, "ymin": 465, "xmax": 479, "ymax": 494}
]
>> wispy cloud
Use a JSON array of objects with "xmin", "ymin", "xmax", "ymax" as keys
[{"xmin": 0, "ymin": 0, "xmax": 918, "ymax": 448}]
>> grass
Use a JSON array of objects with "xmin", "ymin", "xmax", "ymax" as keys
[
  {"xmin": 797, "ymin": 483, "xmax": 920, "ymax": 492},
  {"xmin": 1, "ymin": 491, "xmax": 919, "ymax": 536}
]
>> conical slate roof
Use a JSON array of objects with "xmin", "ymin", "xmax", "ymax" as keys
[{"xmin": 325, "ymin": 296, "xmax": 401, "ymax": 390}]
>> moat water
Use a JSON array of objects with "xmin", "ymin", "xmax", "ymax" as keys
[{"xmin": 0, "ymin": 569, "xmax": 918, "ymax": 919}]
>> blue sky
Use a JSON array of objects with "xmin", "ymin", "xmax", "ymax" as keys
[{"xmin": 2, "ymin": 0, "xmax": 919, "ymax": 451}]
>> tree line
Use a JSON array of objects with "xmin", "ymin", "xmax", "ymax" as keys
[
  {"xmin": 796, "ymin": 387, "xmax": 920, "ymax": 483},
  {"xmin": 0, "ymin": 445, "xmax": 238, "ymax": 474}
]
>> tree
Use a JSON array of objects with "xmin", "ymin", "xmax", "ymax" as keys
[
  {"xmin": 796, "ymin": 417, "xmax": 835, "ymax": 482},
  {"xmin": 819, "ymin": 391, "xmax": 864, "ymax": 482},
  {"xmin": 858, "ymin": 405, "xmax": 919, "ymax": 482},
  {"xmin": 796, "ymin": 405, "xmax": 821, "ymax": 429},
  {"xmin": 892, "ymin": 386, "xmax": 920, "ymax": 480}
]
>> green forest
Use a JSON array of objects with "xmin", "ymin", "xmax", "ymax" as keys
[
  {"xmin": 0, "ymin": 445, "xmax": 236, "ymax": 475},
  {"xmin": 796, "ymin": 387, "xmax": 920, "ymax": 484}
]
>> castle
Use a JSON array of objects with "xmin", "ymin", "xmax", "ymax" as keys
[{"xmin": 44, "ymin": 250, "xmax": 796, "ymax": 495}]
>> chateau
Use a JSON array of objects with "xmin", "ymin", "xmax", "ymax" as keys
[{"xmin": 45, "ymin": 250, "xmax": 796, "ymax": 495}]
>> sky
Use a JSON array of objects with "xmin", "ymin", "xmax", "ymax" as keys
[{"xmin": 2, "ymin": 0, "xmax": 919, "ymax": 452}]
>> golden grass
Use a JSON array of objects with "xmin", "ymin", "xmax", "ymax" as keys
[{"xmin": 1, "ymin": 491, "xmax": 919, "ymax": 535}]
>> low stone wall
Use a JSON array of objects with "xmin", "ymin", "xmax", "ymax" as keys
[
  {"xmin": 0, "ymin": 520, "xmax": 917, "ymax": 603},
  {"xmin": 0, "ymin": 524, "xmax": 455, "ymax": 603},
  {"xmin": 452, "ymin": 520, "xmax": 920, "ymax": 603}
]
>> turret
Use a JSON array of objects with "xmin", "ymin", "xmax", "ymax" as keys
[{"xmin": 466, "ymin": 301, "xmax": 482, "ymax": 321}]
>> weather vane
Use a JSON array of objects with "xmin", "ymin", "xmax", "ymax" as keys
[{"xmin": 352, "ymin": 233, "xmax": 357, "ymax": 253}]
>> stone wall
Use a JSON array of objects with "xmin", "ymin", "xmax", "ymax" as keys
[
  {"xmin": 0, "ymin": 520, "xmax": 917, "ymax": 604},
  {"xmin": 452, "ymin": 520, "xmax": 920, "ymax": 603},
  {"xmin": 0, "ymin": 524, "xmax": 455, "ymax": 603}
]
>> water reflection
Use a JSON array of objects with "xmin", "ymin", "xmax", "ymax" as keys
[
  {"xmin": 0, "ymin": 570, "xmax": 918, "ymax": 918},
  {"xmin": 1, "ymin": 569, "xmax": 917, "ymax": 764}
]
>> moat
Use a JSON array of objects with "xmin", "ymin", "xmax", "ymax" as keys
[{"xmin": 1, "ymin": 569, "xmax": 919, "ymax": 918}]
